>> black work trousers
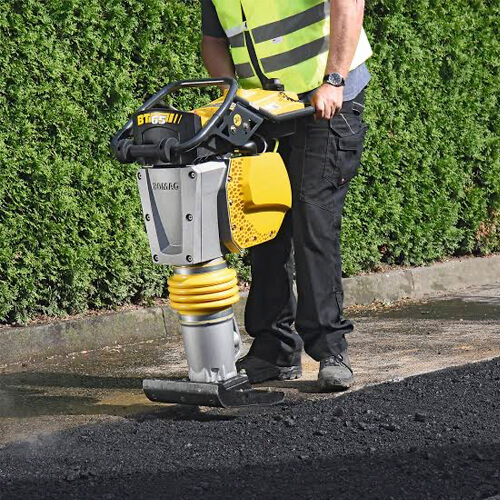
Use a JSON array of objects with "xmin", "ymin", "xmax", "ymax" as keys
[{"xmin": 244, "ymin": 90, "xmax": 367, "ymax": 365}]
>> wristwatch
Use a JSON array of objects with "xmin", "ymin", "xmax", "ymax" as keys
[{"xmin": 323, "ymin": 72, "xmax": 345, "ymax": 87}]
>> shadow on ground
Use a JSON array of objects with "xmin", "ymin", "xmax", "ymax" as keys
[
  {"xmin": 0, "ymin": 371, "xmax": 142, "ymax": 389},
  {"xmin": 4, "ymin": 442, "xmax": 497, "ymax": 499},
  {"xmin": 0, "ymin": 372, "xmax": 143, "ymax": 418},
  {"xmin": 0, "ymin": 372, "xmax": 241, "ymax": 420},
  {"xmin": 260, "ymin": 379, "xmax": 321, "ymax": 393}
]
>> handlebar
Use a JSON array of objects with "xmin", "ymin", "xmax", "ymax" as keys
[
  {"xmin": 111, "ymin": 77, "xmax": 239, "ymax": 154},
  {"xmin": 111, "ymin": 77, "xmax": 314, "ymax": 162}
]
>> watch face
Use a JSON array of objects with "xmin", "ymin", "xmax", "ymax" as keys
[{"xmin": 328, "ymin": 73, "xmax": 343, "ymax": 86}]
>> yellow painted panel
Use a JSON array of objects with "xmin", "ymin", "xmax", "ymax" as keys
[
  {"xmin": 226, "ymin": 153, "xmax": 291, "ymax": 251},
  {"xmin": 192, "ymin": 89, "xmax": 305, "ymax": 126}
]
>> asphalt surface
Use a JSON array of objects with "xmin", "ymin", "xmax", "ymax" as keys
[
  {"xmin": 1, "ymin": 358, "xmax": 499, "ymax": 499},
  {"xmin": 1, "ymin": 282, "xmax": 499, "ymax": 499}
]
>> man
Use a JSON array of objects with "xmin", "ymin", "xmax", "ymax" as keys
[{"xmin": 201, "ymin": 0, "xmax": 372, "ymax": 391}]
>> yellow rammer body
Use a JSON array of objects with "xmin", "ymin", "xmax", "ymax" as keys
[
  {"xmin": 122, "ymin": 79, "xmax": 309, "ymax": 406},
  {"xmin": 137, "ymin": 152, "xmax": 291, "ymax": 386}
]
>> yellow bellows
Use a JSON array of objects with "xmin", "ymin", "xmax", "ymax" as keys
[{"xmin": 168, "ymin": 265, "xmax": 239, "ymax": 315}]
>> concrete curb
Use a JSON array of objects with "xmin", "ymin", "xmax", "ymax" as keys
[
  {"xmin": 2, "ymin": 255, "xmax": 499, "ymax": 366},
  {"xmin": 342, "ymin": 254, "xmax": 500, "ymax": 306},
  {"xmin": 0, "ymin": 308, "xmax": 176, "ymax": 367}
]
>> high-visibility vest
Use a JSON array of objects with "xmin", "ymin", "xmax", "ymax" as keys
[{"xmin": 211, "ymin": 0, "xmax": 373, "ymax": 94}]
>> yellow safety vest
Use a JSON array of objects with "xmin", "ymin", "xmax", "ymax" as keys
[{"xmin": 211, "ymin": 0, "xmax": 372, "ymax": 94}]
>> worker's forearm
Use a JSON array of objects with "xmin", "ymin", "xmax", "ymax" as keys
[
  {"xmin": 202, "ymin": 35, "xmax": 235, "ymax": 79},
  {"xmin": 326, "ymin": 0, "xmax": 364, "ymax": 77}
]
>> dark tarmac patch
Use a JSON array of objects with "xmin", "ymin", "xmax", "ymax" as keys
[{"xmin": 1, "ymin": 359, "xmax": 499, "ymax": 500}]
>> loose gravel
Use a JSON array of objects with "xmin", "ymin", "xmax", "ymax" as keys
[{"xmin": 1, "ymin": 359, "xmax": 499, "ymax": 499}]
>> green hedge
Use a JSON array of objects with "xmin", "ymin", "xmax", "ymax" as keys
[
  {"xmin": 0, "ymin": 0, "xmax": 498, "ymax": 323},
  {"xmin": 0, "ymin": 0, "xmax": 206, "ymax": 323},
  {"xmin": 344, "ymin": 0, "xmax": 500, "ymax": 274}
]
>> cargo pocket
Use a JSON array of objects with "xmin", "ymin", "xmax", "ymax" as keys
[
  {"xmin": 298, "ymin": 119, "xmax": 337, "ymax": 212},
  {"xmin": 324, "ymin": 113, "xmax": 367, "ymax": 188}
]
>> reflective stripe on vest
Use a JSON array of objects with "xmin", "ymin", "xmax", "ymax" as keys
[{"xmin": 212, "ymin": 0, "xmax": 372, "ymax": 94}]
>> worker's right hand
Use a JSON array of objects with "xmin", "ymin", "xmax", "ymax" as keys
[{"xmin": 310, "ymin": 84, "xmax": 344, "ymax": 120}]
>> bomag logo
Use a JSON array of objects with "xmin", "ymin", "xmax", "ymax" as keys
[
  {"xmin": 152, "ymin": 182, "xmax": 179, "ymax": 191},
  {"xmin": 136, "ymin": 113, "xmax": 182, "ymax": 126}
]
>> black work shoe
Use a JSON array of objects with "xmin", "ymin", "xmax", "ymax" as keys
[
  {"xmin": 236, "ymin": 355, "xmax": 302, "ymax": 384},
  {"xmin": 318, "ymin": 350, "xmax": 354, "ymax": 392}
]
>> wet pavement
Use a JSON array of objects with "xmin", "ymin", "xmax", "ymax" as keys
[{"xmin": 0, "ymin": 282, "xmax": 499, "ymax": 446}]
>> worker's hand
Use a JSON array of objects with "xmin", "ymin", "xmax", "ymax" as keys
[{"xmin": 310, "ymin": 84, "xmax": 344, "ymax": 120}]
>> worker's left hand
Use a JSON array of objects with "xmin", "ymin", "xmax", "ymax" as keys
[{"xmin": 311, "ymin": 84, "xmax": 344, "ymax": 120}]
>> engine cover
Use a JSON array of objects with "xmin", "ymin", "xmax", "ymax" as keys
[{"xmin": 132, "ymin": 108, "xmax": 202, "ymax": 165}]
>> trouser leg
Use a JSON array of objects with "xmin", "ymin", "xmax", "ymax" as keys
[
  {"xmin": 288, "ymin": 91, "xmax": 367, "ymax": 361},
  {"xmin": 244, "ymin": 210, "xmax": 302, "ymax": 366},
  {"xmin": 292, "ymin": 187, "xmax": 352, "ymax": 360},
  {"xmin": 244, "ymin": 90, "xmax": 366, "ymax": 365},
  {"xmin": 244, "ymin": 140, "xmax": 303, "ymax": 366}
]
